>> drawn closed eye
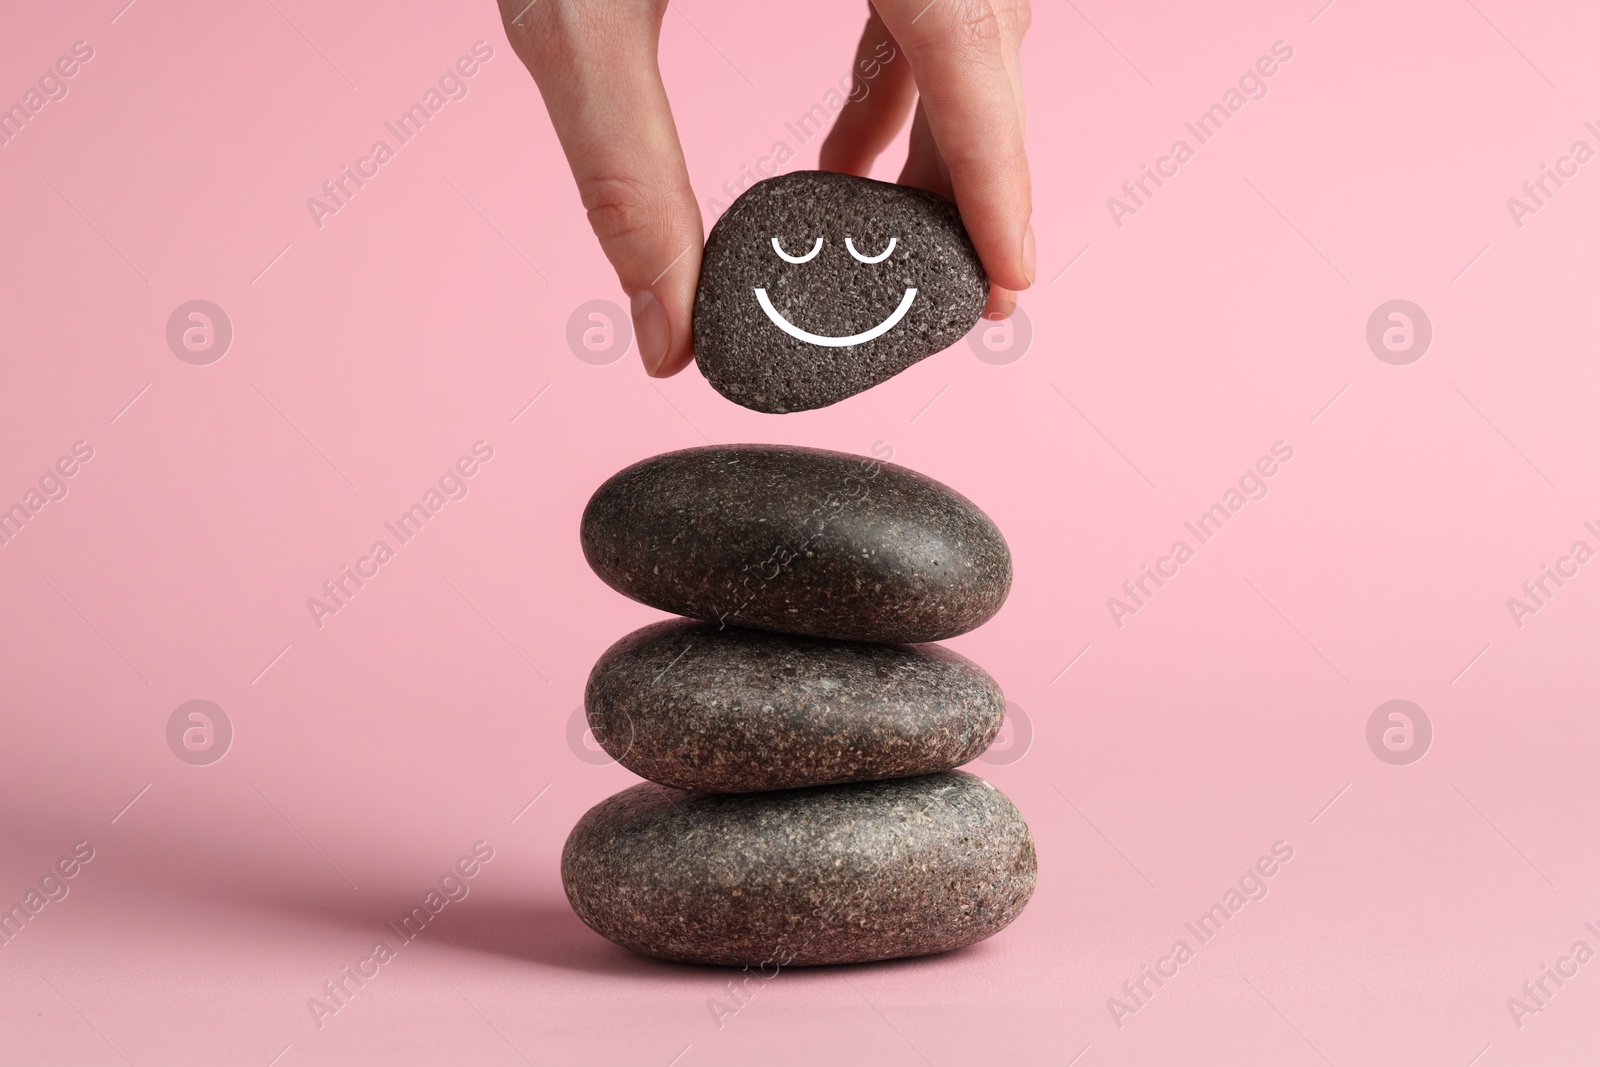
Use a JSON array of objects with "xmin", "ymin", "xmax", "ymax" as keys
[
  {"xmin": 845, "ymin": 236, "xmax": 896, "ymax": 263},
  {"xmin": 771, "ymin": 237, "xmax": 823, "ymax": 263}
]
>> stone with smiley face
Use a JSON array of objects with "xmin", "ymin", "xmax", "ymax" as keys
[{"xmin": 693, "ymin": 171, "xmax": 988, "ymax": 413}]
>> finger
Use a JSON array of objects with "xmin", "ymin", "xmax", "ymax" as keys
[
  {"xmin": 994, "ymin": 0, "xmax": 1029, "ymax": 137},
  {"xmin": 897, "ymin": 101, "xmax": 952, "ymax": 199},
  {"xmin": 898, "ymin": 106, "xmax": 1015, "ymax": 318},
  {"xmin": 500, "ymin": 1, "xmax": 703, "ymax": 377},
  {"xmin": 875, "ymin": 0, "xmax": 1035, "ymax": 291},
  {"xmin": 819, "ymin": 12, "xmax": 917, "ymax": 177},
  {"xmin": 985, "ymin": 286, "xmax": 1018, "ymax": 318}
]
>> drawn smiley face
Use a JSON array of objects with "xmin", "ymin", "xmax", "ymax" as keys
[
  {"xmin": 693, "ymin": 171, "xmax": 988, "ymax": 413},
  {"xmin": 754, "ymin": 236, "xmax": 917, "ymax": 347}
]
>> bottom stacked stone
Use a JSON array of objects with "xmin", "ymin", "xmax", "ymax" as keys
[{"xmin": 562, "ymin": 771, "xmax": 1036, "ymax": 967}]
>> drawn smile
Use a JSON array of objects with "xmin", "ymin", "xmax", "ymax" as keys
[{"xmin": 753, "ymin": 288, "xmax": 919, "ymax": 348}]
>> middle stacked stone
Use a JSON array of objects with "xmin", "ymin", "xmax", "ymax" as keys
[
  {"xmin": 565, "ymin": 442, "xmax": 1035, "ymax": 966},
  {"xmin": 585, "ymin": 621, "xmax": 1004, "ymax": 793}
]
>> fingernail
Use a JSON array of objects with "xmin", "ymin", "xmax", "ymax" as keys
[
  {"xmin": 988, "ymin": 292, "xmax": 1017, "ymax": 319},
  {"xmin": 630, "ymin": 289, "xmax": 669, "ymax": 376},
  {"xmin": 1020, "ymin": 223, "xmax": 1036, "ymax": 287}
]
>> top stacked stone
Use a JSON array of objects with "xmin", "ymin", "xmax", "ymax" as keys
[{"xmin": 578, "ymin": 444, "xmax": 1012, "ymax": 644}]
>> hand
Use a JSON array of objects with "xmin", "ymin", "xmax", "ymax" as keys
[
  {"xmin": 821, "ymin": 1, "xmax": 1034, "ymax": 321},
  {"xmin": 498, "ymin": 0, "xmax": 1034, "ymax": 379}
]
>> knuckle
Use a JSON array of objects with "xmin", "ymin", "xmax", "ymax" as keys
[
  {"xmin": 578, "ymin": 172, "xmax": 661, "ymax": 246},
  {"xmin": 908, "ymin": 0, "xmax": 1007, "ymax": 70},
  {"xmin": 504, "ymin": 1, "xmax": 665, "ymax": 66},
  {"xmin": 1003, "ymin": 0, "xmax": 1033, "ymax": 38},
  {"xmin": 952, "ymin": 0, "xmax": 1005, "ymax": 44}
]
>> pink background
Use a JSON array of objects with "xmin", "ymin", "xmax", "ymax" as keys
[{"xmin": 4, "ymin": 1, "xmax": 1600, "ymax": 1064}]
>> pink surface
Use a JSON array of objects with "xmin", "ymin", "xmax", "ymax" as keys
[{"xmin": 4, "ymin": 1, "xmax": 1599, "ymax": 1064}]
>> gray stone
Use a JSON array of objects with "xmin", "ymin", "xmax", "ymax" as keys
[
  {"xmin": 693, "ymin": 171, "xmax": 988, "ymax": 413},
  {"xmin": 580, "ymin": 444, "xmax": 1011, "ymax": 644},
  {"xmin": 561, "ymin": 772, "xmax": 1036, "ymax": 966},
  {"xmin": 586, "ymin": 619, "xmax": 1005, "ymax": 792}
]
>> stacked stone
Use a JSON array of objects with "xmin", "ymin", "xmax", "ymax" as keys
[{"xmin": 562, "ymin": 444, "xmax": 1036, "ymax": 967}]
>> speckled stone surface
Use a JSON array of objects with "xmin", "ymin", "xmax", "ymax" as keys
[
  {"xmin": 579, "ymin": 444, "xmax": 1011, "ymax": 643},
  {"xmin": 561, "ymin": 771, "xmax": 1035, "ymax": 966},
  {"xmin": 693, "ymin": 171, "xmax": 988, "ymax": 413},
  {"xmin": 586, "ymin": 619, "xmax": 1005, "ymax": 792}
]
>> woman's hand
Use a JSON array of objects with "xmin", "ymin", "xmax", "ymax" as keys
[{"xmin": 498, "ymin": 0, "xmax": 1033, "ymax": 378}]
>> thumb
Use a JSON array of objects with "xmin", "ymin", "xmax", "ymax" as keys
[{"xmin": 501, "ymin": 2, "xmax": 704, "ymax": 377}]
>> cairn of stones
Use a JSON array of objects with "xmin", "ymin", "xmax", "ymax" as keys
[{"xmin": 561, "ymin": 444, "xmax": 1035, "ymax": 966}]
